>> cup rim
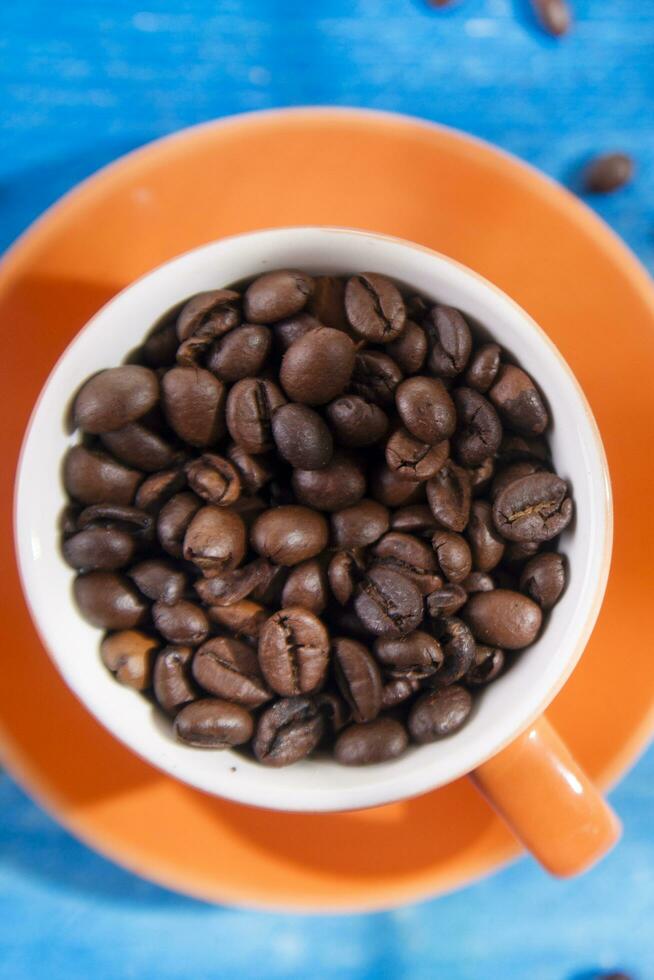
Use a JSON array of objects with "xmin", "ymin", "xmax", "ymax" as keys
[{"xmin": 14, "ymin": 225, "xmax": 613, "ymax": 812}]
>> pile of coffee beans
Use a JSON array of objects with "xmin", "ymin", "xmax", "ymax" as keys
[{"xmin": 61, "ymin": 268, "xmax": 572, "ymax": 767}]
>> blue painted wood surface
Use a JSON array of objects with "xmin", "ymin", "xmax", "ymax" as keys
[{"xmin": 1, "ymin": 1, "xmax": 654, "ymax": 977}]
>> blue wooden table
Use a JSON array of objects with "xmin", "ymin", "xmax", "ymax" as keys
[{"xmin": 1, "ymin": 2, "xmax": 654, "ymax": 977}]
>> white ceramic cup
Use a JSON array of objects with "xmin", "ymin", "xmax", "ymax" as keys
[{"xmin": 15, "ymin": 227, "xmax": 618, "ymax": 876}]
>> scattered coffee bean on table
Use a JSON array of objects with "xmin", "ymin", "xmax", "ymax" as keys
[
  {"xmin": 583, "ymin": 152, "xmax": 635, "ymax": 194},
  {"xmin": 530, "ymin": 0, "xmax": 571, "ymax": 37},
  {"xmin": 61, "ymin": 267, "xmax": 573, "ymax": 767}
]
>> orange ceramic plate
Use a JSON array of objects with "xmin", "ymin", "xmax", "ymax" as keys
[{"xmin": 2, "ymin": 108, "xmax": 654, "ymax": 912}]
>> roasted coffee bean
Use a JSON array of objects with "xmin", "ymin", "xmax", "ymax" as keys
[
  {"xmin": 60, "ymin": 504, "xmax": 81, "ymax": 537},
  {"xmin": 408, "ymin": 686, "xmax": 472, "ymax": 743},
  {"xmin": 153, "ymin": 645, "xmax": 196, "ymax": 714},
  {"xmin": 381, "ymin": 676, "xmax": 420, "ymax": 709},
  {"xmin": 177, "ymin": 289, "xmax": 240, "ymax": 344},
  {"xmin": 463, "ymin": 589, "xmax": 542, "ymax": 649},
  {"xmin": 175, "ymin": 698, "xmax": 254, "ymax": 748},
  {"xmin": 129, "ymin": 558, "xmax": 187, "ymax": 605},
  {"xmin": 207, "ymin": 324, "xmax": 272, "ymax": 382},
  {"xmin": 371, "ymin": 464, "xmax": 425, "ymax": 508},
  {"xmin": 335, "ymin": 718, "xmax": 408, "ymax": 765},
  {"xmin": 100, "ymin": 630, "xmax": 158, "ymax": 689},
  {"xmin": 350, "ymin": 350, "xmax": 403, "ymax": 406},
  {"xmin": 328, "ymin": 550, "xmax": 364, "ymax": 605},
  {"xmin": 489, "ymin": 365, "xmax": 549, "ymax": 437},
  {"xmin": 76, "ymin": 502, "xmax": 153, "ymax": 539},
  {"xmin": 431, "ymin": 530, "xmax": 472, "ymax": 583},
  {"xmin": 250, "ymin": 505, "xmax": 328, "ymax": 566},
  {"xmin": 326, "ymin": 396, "xmax": 388, "ymax": 447},
  {"xmin": 184, "ymin": 453, "xmax": 241, "ymax": 506},
  {"xmin": 271, "ymin": 403, "xmax": 333, "ymax": 470},
  {"xmin": 153, "ymin": 599, "xmax": 209, "ymax": 646},
  {"xmin": 372, "ymin": 532, "xmax": 443, "ymax": 595},
  {"xmin": 281, "ymin": 559, "xmax": 329, "ymax": 614},
  {"xmin": 387, "ymin": 320, "xmax": 428, "ymax": 374},
  {"xmin": 192, "ymin": 637, "xmax": 271, "ymax": 707},
  {"xmin": 63, "ymin": 527, "xmax": 136, "ymax": 571},
  {"xmin": 315, "ymin": 690, "xmax": 350, "ymax": 732},
  {"xmin": 306, "ymin": 275, "xmax": 349, "ymax": 331},
  {"xmin": 466, "ymin": 500, "xmax": 505, "ymax": 571},
  {"xmin": 101, "ymin": 423, "xmax": 178, "ymax": 473},
  {"xmin": 141, "ymin": 319, "xmax": 178, "ymax": 367},
  {"xmin": 584, "ymin": 152, "xmax": 634, "ymax": 193},
  {"xmin": 273, "ymin": 312, "xmax": 322, "ymax": 352},
  {"xmin": 208, "ymin": 600, "xmax": 267, "ymax": 640},
  {"xmin": 452, "ymin": 388, "xmax": 502, "ymax": 466},
  {"xmin": 345, "ymin": 272, "xmax": 406, "ymax": 343},
  {"xmin": 374, "ymin": 630, "xmax": 443, "ymax": 680},
  {"xmin": 426, "ymin": 461, "xmax": 472, "ymax": 532},
  {"xmin": 465, "ymin": 343, "xmax": 501, "ymax": 392},
  {"xmin": 386, "ymin": 428, "xmax": 449, "ymax": 481},
  {"xmin": 331, "ymin": 499, "xmax": 390, "ymax": 550},
  {"xmin": 258, "ymin": 607, "xmax": 329, "ymax": 696},
  {"xmin": 333, "ymin": 637, "xmax": 383, "ymax": 722},
  {"xmin": 183, "ymin": 505, "xmax": 247, "ymax": 573},
  {"xmin": 466, "ymin": 645, "xmax": 505, "ymax": 686},
  {"xmin": 469, "ymin": 456, "xmax": 495, "ymax": 496},
  {"xmin": 432, "ymin": 617, "xmax": 476, "ymax": 685},
  {"xmin": 531, "ymin": 0, "xmax": 571, "ymax": 37},
  {"xmin": 354, "ymin": 565, "xmax": 423, "ymax": 637},
  {"xmin": 195, "ymin": 558, "xmax": 275, "ymax": 607},
  {"xmin": 396, "ymin": 376, "xmax": 456, "ymax": 445},
  {"xmin": 491, "ymin": 461, "xmax": 545, "ymax": 500},
  {"xmin": 226, "ymin": 442, "xmax": 273, "ymax": 494},
  {"xmin": 74, "ymin": 572, "xmax": 149, "ymax": 629},
  {"xmin": 157, "ymin": 491, "xmax": 202, "ymax": 558},
  {"xmin": 63, "ymin": 445, "xmax": 143, "ymax": 506},
  {"xmin": 426, "ymin": 584, "xmax": 468, "ymax": 618},
  {"xmin": 493, "ymin": 472, "xmax": 573, "ymax": 543},
  {"xmin": 497, "ymin": 433, "xmax": 550, "ymax": 464},
  {"xmin": 135, "ymin": 468, "xmax": 186, "ymax": 512},
  {"xmin": 280, "ymin": 327, "xmax": 356, "ymax": 405},
  {"xmin": 390, "ymin": 504, "xmax": 437, "ymax": 536},
  {"xmin": 250, "ymin": 562, "xmax": 287, "ymax": 606},
  {"xmin": 292, "ymin": 452, "xmax": 366, "ymax": 512},
  {"xmin": 225, "ymin": 378, "xmax": 286, "ymax": 454},
  {"xmin": 520, "ymin": 552, "xmax": 566, "ymax": 610},
  {"xmin": 424, "ymin": 305, "xmax": 472, "ymax": 378},
  {"xmin": 502, "ymin": 540, "xmax": 541, "ymax": 570},
  {"xmin": 254, "ymin": 697, "xmax": 324, "ymax": 767},
  {"xmin": 74, "ymin": 366, "xmax": 159, "ymax": 434},
  {"xmin": 161, "ymin": 366, "xmax": 226, "ymax": 447},
  {"xmin": 462, "ymin": 571, "xmax": 495, "ymax": 594},
  {"xmin": 244, "ymin": 270, "xmax": 313, "ymax": 323}
]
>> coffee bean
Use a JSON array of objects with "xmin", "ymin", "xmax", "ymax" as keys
[
  {"xmin": 177, "ymin": 290, "xmax": 241, "ymax": 345},
  {"xmin": 75, "ymin": 502, "xmax": 153, "ymax": 539},
  {"xmin": 225, "ymin": 377, "xmax": 286, "ymax": 454},
  {"xmin": 350, "ymin": 350, "xmax": 403, "ymax": 406},
  {"xmin": 192, "ymin": 636, "xmax": 271, "ymax": 707},
  {"xmin": 129, "ymin": 558, "xmax": 188, "ymax": 605},
  {"xmin": 207, "ymin": 324, "xmax": 272, "ymax": 382},
  {"xmin": 531, "ymin": 0, "xmax": 571, "ymax": 37},
  {"xmin": 426, "ymin": 584, "xmax": 468, "ymax": 617},
  {"xmin": 183, "ymin": 505, "xmax": 247, "ymax": 573},
  {"xmin": 63, "ymin": 445, "xmax": 143, "ymax": 506},
  {"xmin": 584, "ymin": 152, "xmax": 634, "ymax": 194},
  {"xmin": 250, "ymin": 505, "xmax": 328, "ymax": 566},
  {"xmin": 74, "ymin": 366, "xmax": 159, "ymax": 434},
  {"xmin": 331, "ymin": 499, "xmax": 390, "ymax": 550},
  {"xmin": 466, "ymin": 645, "xmax": 505, "ymax": 686},
  {"xmin": 141, "ymin": 319, "xmax": 178, "ymax": 367},
  {"xmin": 333, "ymin": 637, "xmax": 383, "ymax": 722},
  {"xmin": 426, "ymin": 461, "xmax": 472, "ymax": 532},
  {"xmin": 489, "ymin": 365, "xmax": 549, "ymax": 436},
  {"xmin": 153, "ymin": 645, "xmax": 196, "ymax": 714},
  {"xmin": 431, "ymin": 530, "xmax": 472, "ymax": 583},
  {"xmin": 195, "ymin": 558, "xmax": 275, "ymax": 607},
  {"xmin": 370, "ymin": 464, "xmax": 425, "ymax": 509},
  {"xmin": 281, "ymin": 559, "xmax": 329, "ymax": 614},
  {"xmin": 244, "ymin": 270, "xmax": 314, "ymax": 324},
  {"xmin": 326, "ymin": 396, "xmax": 389, "ymax": 447},
  {"xmin": 466, "ymin": 500, "xmax": 505, "ymax": 571},
  {"xmin": 161, "ymin": 366, "xmax": 226, "ymax": 447},
  {"xmin": 520, "ymin": 552, "xmax": 566, "ymax": 610},
  {"xmin": 334, "ymin": 717, "xmax": 408, "ymax": 765},
  {"xmin": 259, "ymin": 606, "xmax": 330, "ymax": 695},
  {"xmin": 175, "ymin": 698, "xmax": 253, "ymax": 748},
  {"xmin": 463, "ymin": 589, "xmax": 542, "ymax": 649},
  {"xmin": 453, "ymin": 388, "xmax": 502, "ymax": 466},
  {"xmin": 408, "ymin": 686, "xmax": 472, "ymax": 743},
  {"xmin": 135, "ymin": 468, "xmax": 186, "ymax": 512},
  {"xmin": 433, "ymin": 616, "xmax": 476, "ymax": 685},
  {"xmin": 208, "ymin": 600, "xmax": 267, "ymax": 640},
  {"xmin": 354, "ymin": 565, "xmax": 423, "ymax": 637},
  {"xmin": 345, "ymin": 273, "xmax": 406, "ymax": 343},
  {"xmin": 387, "ymin": 320, "xmax": 428, "ymax": 374},
  {"xmin": 491, "ymin": 461, "xmax": 545, "ymax": 500},
  {"xmin": 424, "ymin": 305, "xmax": 472, "ymax": 378},
  {"xmin": 101, "ymin": 423, "xmax": 178, "ymax": 473},
  {"xmin": 307, "ymin": 275, "xmax": 349, "ymax": 331},
  {"xmin": 462, "ymin": 571, "xmax": 495, "ymax": 594},
  {"xmin": 153, "ymin": 599, "xmax": 209, "ymax": 646},
  {"xmin": 328, "ymin": 549, "xmax": 364, "ymax": 605},
  {"xmin": 381, "ymin": 676, "xmax": 420, "ymax": 709},
  {"xmin": 465, "ymin": 343, "xmax": 501, "ymax": 392},
  {"xmin": 226, "ymin": 442, "xmax": 273, "ymax": 494},
  {"xmin": 280, "ymin": 327, "xmax": 356, "ymax": 405},
  {"xmin": 292, "ymin": 451, "xmax": 366, "ymax": 512},
  {"xmin": 372, "ymin": 532, "xmax": 443, "ymax": 595},
  {"xmin": 385, "ymin": 428, "xmax": 449, "ymax": 481},
  {"xmin": 271, "ymin": 403, "xmax": 333, "ymax": 470},
  {"xmin": 390, "ymin": 504, "xmax": 437, "ymax": 536},
  {"xmin": 100, "ymin": 630, "xmax": 158, "ymax": 689},
  {"xmin": 272, "ymin": 313, "xmax": 322, "ymax": 352},
  {"xmin": 493, "ymin": 472, "xmax": 573, "ymax": 543},
  {"xmin": 497, "ymin": 433, "xmax": 550, "ymax": 464},
  {"xmin": 254, "ymin": 697, "xmax": 324, "ymax": 767},
  {"xmin": 469, "ymin": 456, "xmax": 495, "ymax": 496},
  {"xmin": 157, "ymin": 491, "xmax": 202, "ymax": 558},
  {"xmin": 63, "ymin": 527, "xmax": 136, "ymax": 571},
  {"xmin": 74, "ymin": 572, "xmax": 149, "ymax": 629},
  {"xmin": 184, "ymin": 453, "xmax": 241, "ymax": 506},
  {"xmin": 396, "ymin": 376, "xmax": 456, "ymax": 445},
  {"xmin": 374, "ymin": 630, "xmax": 443, "ymax": 680},
  {"xmin": 314, "ymin": 690, "xmax": 350, "ymax": 732}
]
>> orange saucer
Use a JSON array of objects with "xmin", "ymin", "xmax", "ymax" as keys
[{"xmin": 2, "ymin": 108, "xmax": 654, "ymax": 912}]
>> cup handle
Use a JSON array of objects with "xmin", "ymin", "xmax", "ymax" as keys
[{"xmin": 469, "ymin": 715, "xmax": 621, "ymax": 876}]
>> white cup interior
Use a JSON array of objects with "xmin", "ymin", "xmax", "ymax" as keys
[{"xmin": 15, "ymin": 227, "xmax": 611, "ymax": 812}]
